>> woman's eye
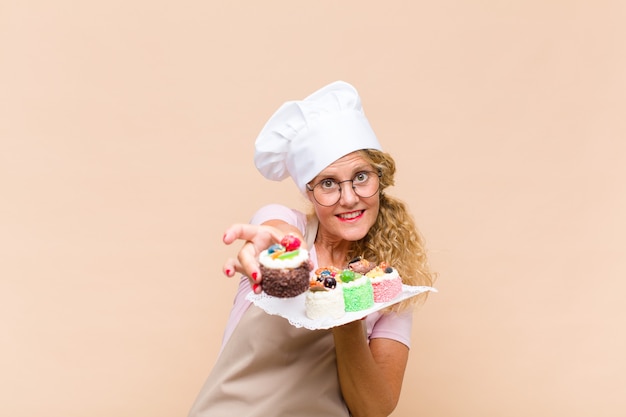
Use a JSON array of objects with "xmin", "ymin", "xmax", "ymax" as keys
[
  {"xmin": 321, "ymin": 179, "xmax": 336, "ymax": 189},
  {"xmin": 354, "ymin": 172, "xmax": 368, "ymax": 183}
]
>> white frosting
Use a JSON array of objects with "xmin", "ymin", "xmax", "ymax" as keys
[
  {"xmin": 305, "ymin": 287, "xmax": 345, "ymax": 319},
  {"xmin": 370, "ymin": 268, "xmax": 399, "ymax": 282},
  {"xmin": 259, "ymin": 248, "xmax": 309, "ymax": 269}
]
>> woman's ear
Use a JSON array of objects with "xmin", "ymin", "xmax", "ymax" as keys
[{"xmin": 304, "ymin": 185, "xmax": 316, "ymax": 204}]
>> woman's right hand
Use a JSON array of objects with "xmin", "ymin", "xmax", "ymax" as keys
[{"xmin": 222, "ymin": 222, "xmax": 297, "ymax": 294}]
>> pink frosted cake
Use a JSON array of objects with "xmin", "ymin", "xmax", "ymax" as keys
[{"xmin": 366, "ymin": 262, "xmax": 403, "ymax": 303}]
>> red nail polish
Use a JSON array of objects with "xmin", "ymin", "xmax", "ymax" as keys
[
  {"xmin": 225, "ymin": 269, "xmax": 231, "ymax": 276},
  {"xmin": 253, "ymin": 283, "xmax": 260, "ymax": 292},
  {"xmin": 251, "ymin": 272, "xmax": 258, "ymax": 281}
]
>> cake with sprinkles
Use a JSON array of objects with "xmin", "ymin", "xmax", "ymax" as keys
[
  {"xmin": 366, "ymin": 262, "xmax": 403, "ymax": 303},
  {"xmin": 258, "ymin": 235, "xmax": 312, "ymax": 298},
  {"xmin": 303, "ymin": 258, "xmax": 404, "ymax": 321},
  {"xmin": 337, "ymin": 269, "xmax": 374, "ymax": 312},
  {"xmin": 305, "ymin": 267, "xmax": 345, "ymax": 320}
]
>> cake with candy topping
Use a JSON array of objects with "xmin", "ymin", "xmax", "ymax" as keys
[
  {"xmin": 305, "ymin": 267, "xmax": 345, "ymax": 320},
  {"xmin": 258, "ymin": 235, "xmax": 312, "ymax": 298},
  {"xmin": 366, "ymin": 262, "xmax": 403, "ymax": 303},
  {"xmin": 304, "ymin": 259, "xmax": 402, "ymax": 321},
  {"xmin": 337, "ymin": 269, "xmax": 374, "ymax": 312},
  {"xmin": 347, "ymin": 256, "xmax": 376, "ymax": 275}
]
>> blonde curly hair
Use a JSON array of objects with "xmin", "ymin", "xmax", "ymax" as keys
[{"xmin": 309, "ymin": 149, "xmax": 436, "ymax": 311}]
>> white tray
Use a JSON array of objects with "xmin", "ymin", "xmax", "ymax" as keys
[{"xmin": 246, "ymin": 284, "xmax": 437, "ymax": 330}]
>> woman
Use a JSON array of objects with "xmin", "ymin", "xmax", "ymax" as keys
[{"xmin": 189, "ymin": 81, "xmax": 435, "ymax": 417}]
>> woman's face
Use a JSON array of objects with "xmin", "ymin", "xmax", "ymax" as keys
[{"xmin": 307, "ymin": 151, "xmax": 380, "ymax": 242}]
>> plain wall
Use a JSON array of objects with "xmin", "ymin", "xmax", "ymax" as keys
[{"xmin": 2, "ymin": 1, "xmax": 625, "ymax": 416}]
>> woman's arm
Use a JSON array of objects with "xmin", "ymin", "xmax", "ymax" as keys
[{"xmin": 332, "ymin": 321, "xmax": 409, "ymax": 417}]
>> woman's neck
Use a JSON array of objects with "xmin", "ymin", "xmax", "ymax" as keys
[{"xmin": 314, "ymin": 235, "xmax": 352, "ymax": 269}]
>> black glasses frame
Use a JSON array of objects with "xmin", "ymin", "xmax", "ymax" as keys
[{"xmin": 306, "ymin": 169, "xmax": 382, "ymax": 207}]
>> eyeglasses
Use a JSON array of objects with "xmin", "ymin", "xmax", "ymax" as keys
[{"xmin": 306, "ymin": 170, "xmax": 382, "ymax": 207}]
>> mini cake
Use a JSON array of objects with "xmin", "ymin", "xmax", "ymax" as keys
[
  {"xmin": 347, "ymin": 256, "xmax": 376, "ymax": 275},
  {"xmin": 305, "ymin": 267, "xmax": 345, "ymax": 320},
  {"xmin": 338, "ymin": 269, "xmax": 374, "ymax": 312},
  {"xmin": 367, "ymin": 262, "xmax": 403, "ymax": 303},
  {"xmin": 258, "ymin": 235, "xmax": 312, "ymax": 298}
]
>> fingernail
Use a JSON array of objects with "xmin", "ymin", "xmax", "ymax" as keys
[
  {"xmin": 251, "ymin": 272, "xmax": 258, "ymax": 281},
  {"xmin": 225, "ymin": 269, "xmax": 231, "ymax": 276},
  {"xmin": 252, "ymin": 283, "xmax": 260, "ymax": 292}
]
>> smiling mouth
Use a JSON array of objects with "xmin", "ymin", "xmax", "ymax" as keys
[{"xmin": 337, "ymin": 210, "xmax": 364, "ymax": 220}]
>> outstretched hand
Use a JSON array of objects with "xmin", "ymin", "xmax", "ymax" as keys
[{"xmin": 222, "ymin": 223, "xmax": 286, "ymax": 294}]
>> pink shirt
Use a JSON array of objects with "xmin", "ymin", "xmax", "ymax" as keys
[{"xmin": 219, "ymin": 204, "xmax": 413, "ymax": 352}]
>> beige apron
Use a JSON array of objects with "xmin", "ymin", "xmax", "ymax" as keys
[{"xmin": 189, "ymin": 218, "xmax": 350, "ymax": 417}]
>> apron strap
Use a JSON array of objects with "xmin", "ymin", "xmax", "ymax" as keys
[{"xmin": 304, "ymin": 215, "xmax": 318, "ymax": 250}]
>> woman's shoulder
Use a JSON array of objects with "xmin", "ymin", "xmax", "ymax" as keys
[{"xmin": 250, "ymin": 204, "xmax": 309, "ymax": 229}]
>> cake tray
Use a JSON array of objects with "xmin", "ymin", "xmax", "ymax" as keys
[{"xmin": 246, "ymin": 284, "xmax": 437, "ymax": 330}]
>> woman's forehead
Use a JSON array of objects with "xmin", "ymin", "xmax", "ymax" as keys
[{"xmin": 317, "ymin": 152, "xmax": 371, "ymax": 176}]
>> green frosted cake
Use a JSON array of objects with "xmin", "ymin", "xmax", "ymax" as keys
[{"xmin": 337, "ymin": 270, "xmax": 374, "ymax": 312}]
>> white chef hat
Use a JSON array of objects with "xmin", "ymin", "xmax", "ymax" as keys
[{"xmin": 254, "ymin": 80, "xmax": 383, "ymax": 194}]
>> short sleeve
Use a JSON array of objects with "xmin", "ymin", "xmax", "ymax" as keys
[
  {"xmin": 249, "ymin": 204, "xmax": 308, "ymax": 236},
  {"xmin": 366, "ymin": 309, "xmax": 414, "ymax": 349}
]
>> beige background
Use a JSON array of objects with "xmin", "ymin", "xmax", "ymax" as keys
[{"xmin": 2, "ymin": 1, "xmax": 625, "ymax": 416}]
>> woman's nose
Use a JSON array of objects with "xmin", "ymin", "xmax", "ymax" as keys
[{"xmin": 338, "ymin": 181, "xmax": 359, "ymax": 205}]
